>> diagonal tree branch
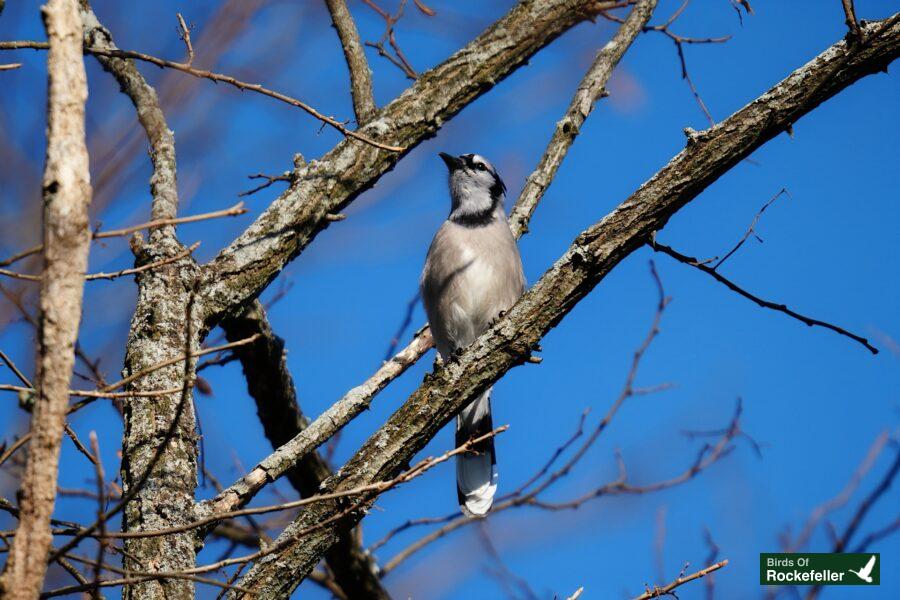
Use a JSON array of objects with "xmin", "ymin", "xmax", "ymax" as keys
[
  {"xmin": 229, "ymin": 15, "xmax": 899, "ymax": 597},
  {"xmin": 650, "ymin": 241, "xmax": 878, "ymax": 353},
  {"xmin": 509, "ymin": 0, "xmax": 658, "ymax": 237},
  {"xmin": 634, "ymin": 560, "xmax": 729, "ymax": 600},
  {"xmin": 220, "ymin": 301, "xmax": 390, "ymax": 599},
  {"xmin": 197, "ymin": 0, "xmax": 635, "ymax": 325},
  {"xmin": 325, "ymin": 0, "xmax": 377, "ymax": 124},
  {"xmin": 0, "ymin": 0, "xmax": 91, "ymax": 597}
]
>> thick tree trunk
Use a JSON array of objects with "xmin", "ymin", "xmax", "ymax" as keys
[{"xmin": 118, "ymin": 236, "xmax": 201, "ymax": 600}]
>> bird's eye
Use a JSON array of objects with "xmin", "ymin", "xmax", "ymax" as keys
[{"xmin": 475, "ymin": 163, "xmax": 487, "ymax": 171}]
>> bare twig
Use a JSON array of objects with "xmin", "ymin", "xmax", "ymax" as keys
[
  {"xmin": 600, "ymin": 0, "xmax": 729, "ymax": 126},
  {"xmin": 362, "ymin": 0, "xmax": 419, "ymax": 80},
  {"xmin": 805, "ymin": 444, "xmax": 900, "ymax": 600},
  {"xmin": 785, "ymin": 431, "xmax": 889, "ymax": 551},
  {"xmin": 852, "ymin": 517, "xmax": 900, "ymax": 552},
  {"xmin": 0, "ymin": 349, "xmax": 31, "ymax": 387},
  {"xmin": 237, "ymin": 173, "xmax": 292, "ymax": 198},
  {"xmin": 176, "ymin": 13, "xmax": 194, "ymax": 66},
  {"xmin": 0, "ymin": 41, "xmax": 403, "ymax": 152},
  {"xmin": 383, "ymin": 292, "xmax": 420, "ymax": 360},
  {"xmin": 714, "ymin": 188, "xmax": 789, "ymax": 270},
  {"xmin": 0, "ymin": 62, "xmax": 21, "ymax": 70},
  {"xmin": 0, "ymin": 434, "xmax": 31, "ymax": 469},
  {"xmin": 0, "ymin": 203, "xmax": 244, "ymax": 269},
  {"xmin": 85, "ymin": 241, "xmax": 200, "ymax": 281},
  {"xmin": 63, "ymin": 425, "xmax": 97, "ymax": 466},
  {"xmin": 633, "ymin": 560, "xmax": 728, "ymax": 600},
  {"xmin": 39, "ymin": 571, "xmax": 252, "ymax": 598},
  {"xmin": 100, "ymin": 334, "xmax": 260, "ymax": 394},
  {"xmin": 831, "ymin": 444, "xmax": 900, "ymax": 552},
  {"xmin": 93, "ymin": 202, "xmax": 246, "ymax": 239},
  {"xmin": 650, "ymin": 241, "xmax": 878, "ymax": 354},
  {"xmin": 2, "ymin": 241, "xmax": 202, "ymax": 283},
  {"xmin": 478, "ymin": 522, "xmax": 539, "ymax": 600}
]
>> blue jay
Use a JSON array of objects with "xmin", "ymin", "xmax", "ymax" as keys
[{"xmin": 421, "ymin": 152, "xmax": 525, "ymax": 517}]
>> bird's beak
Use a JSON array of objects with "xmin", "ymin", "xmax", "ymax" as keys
[{"xmin": 439, "ymin": 152, "xmax": 462, "ymax": 171}]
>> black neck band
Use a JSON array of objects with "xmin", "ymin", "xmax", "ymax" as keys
[{"xmin": 450, "ymin": 204, "xmax": 497, "ymax": 227}]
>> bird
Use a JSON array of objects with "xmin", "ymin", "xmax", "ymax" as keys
[
  {"xmin": 848, "ymin": 555, "xmax": 877, "ymax": 583},
  {"xmin": 420, "ymin": 152, "xmax": 525, "ymax": 517}
]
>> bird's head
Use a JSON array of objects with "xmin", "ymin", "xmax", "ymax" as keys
[{"xmin": 439, "ymin": 152, "xmax": 506, "ymax": 225}]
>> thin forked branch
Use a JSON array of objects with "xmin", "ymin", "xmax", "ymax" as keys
[
  {"xmin": 649, "ymin": 241, "xmax": 878, "ymax": 354},
  {"xmin": 0, "ymin": 41, "xmax": 403, "ymax": 152},
  {"xmin": 633, "ymin": 560, "xmax": 729, "ymax": 600}
]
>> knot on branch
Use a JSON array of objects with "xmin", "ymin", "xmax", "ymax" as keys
[{"xmin": 682, "ymin": 126, "xmax": 707, "ymax": 145}]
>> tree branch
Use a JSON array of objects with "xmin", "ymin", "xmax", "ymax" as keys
[
  {"xmin": 220, "ymin": 302, "xmax": 390, "ymax": 599},
  {"xmin": 650, "ymin": 241, "xmax": 878, "ymax": 354},
  {"xmin": 509, "ymin": 0, "xmax": 658, "ymax": 237},
  {"xmin": 0, "ymin": 0, "xmax": 91, "ymax": 597},
  {"xmin": 0, "ymin": 40, "xmax": 401, "ymax": 153},
  {"xmin": 325, "ymin": 0, "xmax": 377, "ymax": 124},
  {"xmin": 229, "ymin": 16, "xmax": 899, "ymax": 596},
  {"xmin": 633, "ymin": 560, "xmax": 728, "ymax": 600}
]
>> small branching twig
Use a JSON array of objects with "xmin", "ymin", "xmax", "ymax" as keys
[
  {"xmin": 0, "ymin": 41, "xmax": 403, "ymax": 152},
  {"xmin": 238, "ymin": 173, "xmax": 293, "ymax": 198},
  {"xmin": 634, "ymin": 560, "xmax": 728, "ymax": 600},
  {"xmin": 602, "ymin": 0, "xmax": 730, "ymax": 126},
  {"xmin": 0, "ymin": 203, "xmax": 245, "ymax": 270},
  {"xmin": 362, "ymin": 0, "xmax": 422, "ymax": 80},
  {"xmin": 176, "ymin": 13, "xmax": 194, "ymax": 66},
  {"xmin": 650, "ymin": 241, "xmax": 878, "ymax": 354},
  {"xmin": 383, "ymin": 291, "xmax": 420, "ymax": 360},
  {"xmin": 714, "ymin": 188, "xmax": 789, "ymax": 270},
  {"xmin": 803, "ymin": 442, "xmax": 900, "ymax": 600}
]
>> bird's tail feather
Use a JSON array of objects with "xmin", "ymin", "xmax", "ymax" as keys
[{"xmin": 456, "ymin": 388, "xmax": 497, "ymax": 517}]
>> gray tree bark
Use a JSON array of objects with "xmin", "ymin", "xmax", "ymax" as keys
[
  {"xmin": 0, "ymin": 1, "xmax": 91, "ymax": 597},
  {"xmin": 79, "ymin": 3, "xmax": 202, "ymax": 598}
]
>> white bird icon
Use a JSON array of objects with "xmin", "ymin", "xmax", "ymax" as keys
[{"xmin": 847, "ymin": 555, "xmax": 877, "ymax": 583}]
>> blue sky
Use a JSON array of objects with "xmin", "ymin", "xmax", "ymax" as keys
[{"xmin": 1, "ymin": 1, "xmax": 898, "ymax": 598}]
